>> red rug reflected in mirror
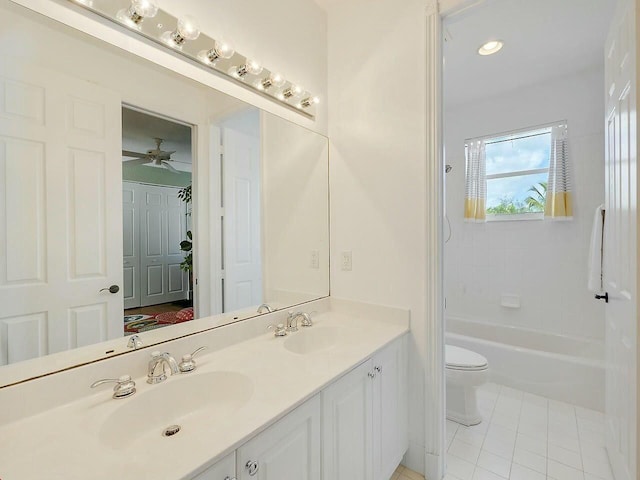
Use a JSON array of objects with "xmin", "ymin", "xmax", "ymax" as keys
[{"xmin": 124, "ymin": 307, "xmax": 194, "ymax": 334}]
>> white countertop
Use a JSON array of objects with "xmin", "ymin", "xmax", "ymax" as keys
[{"xmin": 0, "ymin": 303, "xmax": 408, "ymax": 480}]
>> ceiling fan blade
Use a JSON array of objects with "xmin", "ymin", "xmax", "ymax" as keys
[
  {"xmin": 123, "ymin": 158, "xmax": 151, "ymax": 166},
  {"xmin": 162, "ymin": 161, "xmax": 179, "ymax": 174},
  {"xmin": 122, "ymin": 150, "xmax": 147, "ymax": 158}
]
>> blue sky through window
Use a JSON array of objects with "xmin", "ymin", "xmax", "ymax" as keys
[{"xmin": 484, "ymin": 131, "xmax": 551, "ymax": 210}]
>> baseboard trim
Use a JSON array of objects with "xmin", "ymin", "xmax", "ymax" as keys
[{"xmin": 425, "ymin": 451, "xmax": 443, "ymax": 480}]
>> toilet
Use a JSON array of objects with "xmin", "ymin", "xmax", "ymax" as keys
[{"xmin": 446, "ymin": 345, "xmax": 489, "ymax": 426}]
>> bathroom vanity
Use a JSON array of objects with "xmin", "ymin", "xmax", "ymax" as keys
[{"xmin": 0, "ymin": 299, "xmax": 409, "ymax": 480}]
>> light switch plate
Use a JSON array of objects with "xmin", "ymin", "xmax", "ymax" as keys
[
  {"xmin": 310, "ymin": 250, "xmax": 320, "ymax": 269},
  {"xmin": 341, "ymin": 251, "xmax": 352, "ymax": 271}
]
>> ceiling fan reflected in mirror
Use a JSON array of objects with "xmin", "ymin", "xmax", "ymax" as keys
[{"xmin": 122, "ymin": 137, "xmax": 180, "ymax": 173}]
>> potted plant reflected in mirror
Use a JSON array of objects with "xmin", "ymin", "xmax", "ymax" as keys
[{"xmin": 178, "ymin": 184, "xmax": 193, "ymax": 305}]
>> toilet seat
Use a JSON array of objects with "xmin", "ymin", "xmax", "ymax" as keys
[{"xmin": 446, "ymin": 345, "xmax": 488, "ymax": 371}]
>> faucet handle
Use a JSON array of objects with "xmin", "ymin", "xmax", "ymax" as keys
[
  {"xmin": 126, "ymin": 334, "xmax": 143, "ymax": 349},
  {"xmin": 90, "ymin": 375, "xmax": 136, "ymax": 399},
  {"xmin": 179, "ymin": 346, "xmax": 208, "ymax": 373},
  {"xmin": 268, "ymin": 323, "xmax": 287, "ymax": 337},
  {"xmin": 299, "ymin": 312, "xmax": 314, "ymax": 327}
]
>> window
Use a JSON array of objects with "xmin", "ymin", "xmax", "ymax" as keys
[
  {"xmin": 482, "ymin": 126, "xmax": 554, "ymax": 220},
  {"xmin": 464, "ymin": 121, "xmax": 571, "ymax": 223},
  {"xmin": 485, "ymin": 128, "xmax": 551, "ymax": 219}
]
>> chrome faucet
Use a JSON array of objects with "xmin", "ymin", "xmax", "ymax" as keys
[
  {"xmin": 286, "ymin": 311, "xmax": 313, "ymax": 332},
  {"xmin": 147, "ymin": 351, "xmax": 179, "ymax": 384},
  {"xmin": 257, "ymin": 303, "xmax": 274, "ymax": 314}
]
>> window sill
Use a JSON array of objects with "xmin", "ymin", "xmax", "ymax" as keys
[{"xmin": 486, "ymin": 213, "xmax": 544, "ymax": 222}]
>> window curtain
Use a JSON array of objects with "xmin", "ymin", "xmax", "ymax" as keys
[
  {"xmin": 545, "ymin": 124, "xmax": 573, "ymax": 219},
  {"xmin": 464, "ymin": 139, "xmax": 487, "ymax": 222}
]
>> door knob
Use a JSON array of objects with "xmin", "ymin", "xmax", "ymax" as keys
[{"xmin": 100, "ymin": 285, "xmax": 120, "ymax": 294}]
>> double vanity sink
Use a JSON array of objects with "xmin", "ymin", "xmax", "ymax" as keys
[{"xmin": 0, "ymin": 301, "xmax": 409, "ymax": 480}]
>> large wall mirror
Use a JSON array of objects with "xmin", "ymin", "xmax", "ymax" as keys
[{"xmin": 0, "ymin": 0, "xmax": 329, "ymax": 386}]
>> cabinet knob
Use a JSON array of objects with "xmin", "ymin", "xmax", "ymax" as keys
[
  {"xmin": 368, "ymin": 371, "xmax": 376, "ymax": 379},
  {"xmin": 246, "ymin": 460, "xmax": 259, "ymax": 476},
  {"xmin": 374, "ymin": 365, "xmax": 382, "ymax": 373}
]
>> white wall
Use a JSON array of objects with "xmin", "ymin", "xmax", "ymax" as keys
[
  {"xmin": 327, "ymin": 0, "xmax": 431, "ymax": 473},
  {"xmin": 444, "ymin": 68, "xmax": 606, "ymax": 340}
]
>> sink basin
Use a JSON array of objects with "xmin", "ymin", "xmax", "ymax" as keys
[
  {"xmin": 283, "ymin": 326, "xmax": 340, "ymax": 354},
  {"xmin": 99, "ymin": 371, "xmax": 253, "ymax": 449}
]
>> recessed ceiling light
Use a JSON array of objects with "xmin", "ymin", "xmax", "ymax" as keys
[{"xmin": 478, "ymin": 40, "xmax": 504, "ymax": 56}]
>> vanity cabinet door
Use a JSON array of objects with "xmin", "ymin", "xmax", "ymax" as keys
[
  {"xmin": 372, "ymin": 335, "xmax": 408, "ymax": 480},
  {"xmin": 322, "ymin": 359, "xmax": 374, "ymax": 480},
  {"xmin": 236, "ymin": 394, "xmax": 321, "ymax": 480},
  {"xmin": 191, "ymin": 452, "xmax": 236, "ymax": 480}
]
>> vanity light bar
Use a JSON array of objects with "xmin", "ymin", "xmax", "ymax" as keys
[{"xmin": 69, "ymin": 0, "xmax": 319, "ymax": 117}]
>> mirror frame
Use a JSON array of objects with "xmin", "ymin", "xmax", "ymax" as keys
[{"xmin": 0, "ymin": 0, "xmax": 330, "ymax": 388}]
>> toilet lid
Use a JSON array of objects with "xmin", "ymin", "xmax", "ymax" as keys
[{"xmin": 446, "ymin": 345, "xmax": 488, "ymax": 371}]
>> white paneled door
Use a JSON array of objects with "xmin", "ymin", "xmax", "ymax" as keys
[
  {"xmin": 223, "ymin": 126, "xmax": 262, "ymax": 312},
  {"xmin": 0, "ymin": 59, "xmax": 123, "ymax": 365},
  {"xmin": 123, "ymin": 182, "xmax": 188, "ymax": 308},
  {"xmin": 603, "ymin": 2, "xmax": 638, "ymax": 479},
  {"xmin": 139, "ymin": 183, "xmax": 188, "ymax": 307}
]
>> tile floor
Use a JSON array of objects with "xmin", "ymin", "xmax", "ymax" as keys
[
  {"xmin": 445, "ymin": 383, "xmax": 612, "ymax": 480},
  {"xmin": 393, "ymin": 465, "xmax": 426, "ymax": 480}
]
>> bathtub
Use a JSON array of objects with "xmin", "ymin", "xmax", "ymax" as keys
[{"xmin": 446, "ymin": 317, "xmax": 605, "ymax": 411}]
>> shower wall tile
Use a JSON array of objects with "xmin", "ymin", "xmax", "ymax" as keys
[{"xmin": 444, "ymin": 68, "xmax": 606, "ymax": 342}]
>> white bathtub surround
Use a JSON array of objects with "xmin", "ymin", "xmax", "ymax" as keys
[
  {"xmin": 445, "ymin": 383, "xmax": 612, "ymax": 480},
  {"xmin": 0, "ymin": 298, "xmax": 408, "ymax": 479},
  {"xmin": 447, "ymin": 317, "xmax": 604, "ymax": 411},
  {"xmin": 445, "ymin": 68, "xmax": 606, "ymax": 342}
]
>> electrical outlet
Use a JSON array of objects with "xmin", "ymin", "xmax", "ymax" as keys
[
  {"xmin": 310, "ymin": 250, "xmax": 319, "ymax": 269},
  {"xmin": 341, "ymin": 251, "xmax": 352, "ymax": 271}
]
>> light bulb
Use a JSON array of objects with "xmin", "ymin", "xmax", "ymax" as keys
[
  {"xmin": 228, "ymin": 59, "xmax": 263, "ymax": 79},
  {"xmin": 116, "ymin": 0, "xmax": 158, "ymax": 27},
  {"xmin": 256, "ymin": 72, "xmax": 286, "ymax": 91},
  {"xmin": 214, "ymin": 40, "xmax": 235, "ymax": 59},
  {"xmin": 132, "ymin": 0, "xmax": 158, "ymax": 18},
  {"xmin": 246, "ymin": 59, "xmax": 263, "ymax": 76},
  {"xmin": 177, "ymin": 16, "xmax": 200, "ymax": 40},
  {"xmin": 281, "ymin": 84, "xmax": 304, "ymax": 100},
  {"xmin": 300, "ymin": 95, "xmax": 320, "ymax": 108},
  {"xmin": 199, "ymin": 39, "xmax": 235, "ymax": 65},
  {"xmin": 161, "ymin": 16, "xmax": 200, "ymax": 48}
]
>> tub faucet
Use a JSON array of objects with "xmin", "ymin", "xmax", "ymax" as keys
[{"xmin": 147, "ymin": 351, "xmax": 179, "ymax": 384}]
